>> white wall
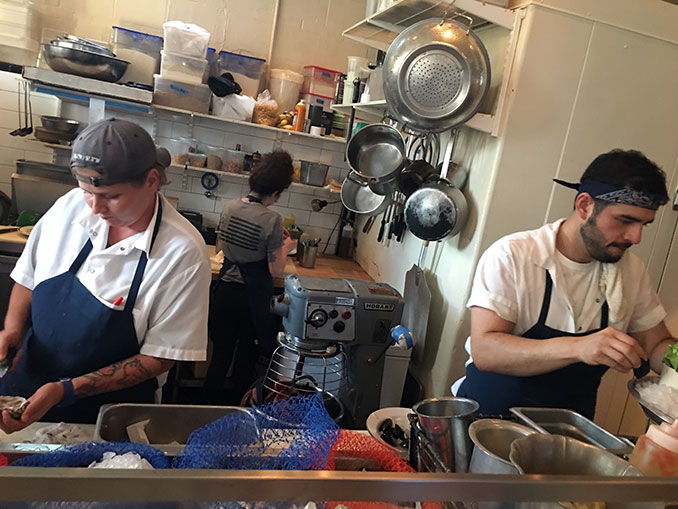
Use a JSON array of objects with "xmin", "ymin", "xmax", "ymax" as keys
[{"xmin": 34, "ymin": 0, "xmax": 372, "ymax": 75}]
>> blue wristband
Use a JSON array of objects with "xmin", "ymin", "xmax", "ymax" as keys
[{"xmin": 57, "ymin": 378, "xmax": 76, "ymax": 407}]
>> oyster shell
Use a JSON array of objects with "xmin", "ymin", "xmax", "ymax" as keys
[{"xmin": 0, "ymin": 396, "xmax": 29, "ymax": 419}]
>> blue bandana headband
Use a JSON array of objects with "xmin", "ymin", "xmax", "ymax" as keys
[{"xmin": 553, "ymin": 178, "xmax": 661, "ymax": 210}]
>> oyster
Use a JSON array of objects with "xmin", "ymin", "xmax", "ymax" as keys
[{"xmin": 0, "ymin": 396, "xmax": 29, "ymax": 419}]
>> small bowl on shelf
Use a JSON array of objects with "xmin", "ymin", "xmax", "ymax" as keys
[
  {"xmin": 34, "ymin": 126, "xmax": 78, "ymax": 144},
  {"xmin": 40, "ymin": 116, "xmax": 80, "ymax": 135}
]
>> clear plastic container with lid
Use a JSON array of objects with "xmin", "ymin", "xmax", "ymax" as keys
[
  {"xmin": 269, "ymin": 68, "xmax": 304, "ymax": 113},
  {"xmin": 302, "ymin": 66, "xmax": 341, "ymax": 98},
  {"xmin": 629, "ymin": 419, "xmax": 678, "ymax": 476},
  {"xmin": 111, "ymin": 26, "xmax": 163, "ymax": 86},
  {"xmin": 152, "ymin": 74, "xmax": 210, "ymax": 114},
  {"xmin": 160, "ymin": 50, "xmax": 207, "ymax": 84},
  {"xmin": 162, "ymin": 21, "xmax": 210, "ymax": 59},
  {"xmin": 218, "ymin": 50, "xmax": 266, "ymax": 98}
]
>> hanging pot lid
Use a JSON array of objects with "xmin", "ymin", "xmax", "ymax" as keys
[{"xmin": 382, "ymin": 18, "xmax": 491, "ymax": 132}]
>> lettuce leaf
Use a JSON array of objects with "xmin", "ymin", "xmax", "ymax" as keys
[{"xmin": 662, "ymin": 343, "xmax": 678, "ymax": 371}]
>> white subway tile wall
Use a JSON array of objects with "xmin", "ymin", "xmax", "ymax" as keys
[{"xmin": 0, "ymin": 71, "xmax": 350, "ymax": 252}]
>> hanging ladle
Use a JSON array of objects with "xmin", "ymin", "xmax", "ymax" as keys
[
  {"xmin": 19, "ymin": 82, "xmax": 33, "ymax": 137},
  {"xmin": 9, "ymin": 81, "xmax": 23, "ymax": 136}
]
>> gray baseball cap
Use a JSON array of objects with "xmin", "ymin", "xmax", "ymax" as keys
[{"xmin": 70, "ymin": 118, "xmax": 170, "ymax": 187}]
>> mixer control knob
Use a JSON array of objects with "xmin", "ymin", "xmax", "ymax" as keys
[
  {"xmin": 333, "ymin": 321, "xmax": 345, "ymax": 333},
  {"xmin": 329, "ymin": 309, "xmax": 339, "ymax": 319},
  {"xmin": 308, "ymin": 309, "xmax": 328, "ymax": 328}
]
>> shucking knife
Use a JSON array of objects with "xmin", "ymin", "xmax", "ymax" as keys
[{"xmin": 0, "ymin": 347, "xmax": 17, "ymax": 378}]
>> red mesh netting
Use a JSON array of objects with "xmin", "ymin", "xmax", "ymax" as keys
[
  {"xmin": 326, "ymin": 430, "xmax": 442, "ymax": 509},
  {"xmin": 0, "ymin": 454, "xmax": 7, "ymax": 467}
]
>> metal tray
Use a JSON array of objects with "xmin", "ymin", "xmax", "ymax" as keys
[
  {"xmin": 94, "ymin": 403, "xmax": 249, "ymax": 456},
  {"xmin": 510, "ymin": 407, "xmax": 633, "ymax": 456}
]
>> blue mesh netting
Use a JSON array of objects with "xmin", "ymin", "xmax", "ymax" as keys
[
  {"xmin": 11, "ymin": 441, "xmax": 169, "ymax": 469},
  {"xmin": 173, "ymin": 394, "xmax": 340, "ymax": 470}
]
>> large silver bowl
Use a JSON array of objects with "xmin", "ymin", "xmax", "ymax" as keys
[
  {"xmin": 42, "ymin": 44, "xmax": 129, "ymax": 82},
  {"xmin": 382, "ymin": 19, "xmax": 491, "ymax": 132},
  {"xmin": 40, "ymin": 115, "xmax": 80, "ymax": 135}
]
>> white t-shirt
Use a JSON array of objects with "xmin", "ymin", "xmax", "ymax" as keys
[
  {"xmin": 11, "ymin": 189, "xmax": 212, "ymax": 381},
  {"xmin": 451, "ymin": 219, "xmax": 666, "ymax": 395}
]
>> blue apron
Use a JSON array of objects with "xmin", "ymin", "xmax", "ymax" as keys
[
  {"xmin": 458, "ymin": 270, "xmax": 609, "ymax": 419},
  {"xmin": 0, "ymin": 200, "xmax": 163, "ymax": 423}
]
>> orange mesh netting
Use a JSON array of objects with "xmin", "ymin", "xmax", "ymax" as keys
[{"xmin": 326, "ymin": 430, "xmax": 442, "ymax": 509}]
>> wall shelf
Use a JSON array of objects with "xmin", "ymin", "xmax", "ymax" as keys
[
  {"xmin": 343, "ymin": 0, "xmax": 515, "ymax": 52},
  {"xmin": 331, "ymin": 100, "xmax": 388, "ymax": 123},
  {"xmin": 173, "ymin": 165, "xmax": 340, "ymax": 194}
]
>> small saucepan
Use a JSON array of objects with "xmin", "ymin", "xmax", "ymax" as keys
[
  {"xmin": 346, "ymin": 123, "xmax": 407, "ymax": 180},
  {"xmin": 368, "ymin": 167, "xmax": 402, "ymax": 196},
  {"xmin": 404, "ymin": 179, "xmax": 468, "ymax": 241},
  {"xmin": 341, "ymin": 172, "xmax": 390, "ymax": 216}
]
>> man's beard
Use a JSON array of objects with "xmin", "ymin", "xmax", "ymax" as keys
[{"xmin": 579, "ymin": 216, "xmax": 632, "ymax": 263}]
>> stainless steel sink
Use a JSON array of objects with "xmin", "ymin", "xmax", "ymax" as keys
[{"xmin": 94, "ymin": 403, "xmax": 249, "ymax": 455}]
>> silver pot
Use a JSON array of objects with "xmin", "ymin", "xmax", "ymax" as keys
[
  {"xmin": 346, "ymin": 123, "xmax": 407, "ymax": 180},
  {"xmin": 468, "ymin": 419, "xmax": 535, "ymax": 474},
  {"xmin": 340, "ymin": 172, "xmax": 390, "ymax": 216},
  {"xmin": 368, "ymin": 168, "xmax": 401, "ymax": 196},
  {"xmin": 404, "ymin": 178, "xmax": 468, "ymax": 241}
]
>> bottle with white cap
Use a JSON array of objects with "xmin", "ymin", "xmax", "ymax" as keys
[{"xmin": 629, "ymin": 419, "xmax": 678, "ymax": 476}]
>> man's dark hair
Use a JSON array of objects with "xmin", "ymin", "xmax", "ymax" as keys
[
  {"xmin": 248, "ymin": 150, "xmax": 294, "ymax": 197},
  {"xmin": 582, "ymin": 149, "xmax": 669, "ymax": 211}
]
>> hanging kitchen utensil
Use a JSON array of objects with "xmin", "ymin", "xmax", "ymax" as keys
[
  {"xmin": 23, "ymin": 81, "xmax": 33, "ymax": 137},
  {"xmin": 340, "ymin": 171, "xmax": 390, "ymax": 216},
  {"xmin": 382, "ymin": 17, "xmax": 491, "ymax": 132},
  {"xmin": 402, "ymin": 241, "xmax": 432, "ymax": 366},
  {"xmin": 404, "ymin": 130, "xmax": 469, "ymax": 241},
  {"xmin": 9, "ymin": 81, "xmax": 22, "ymax": 136},
  {"xmin": 346, "ymin": 123, "xmax": 407, "ymax": 180}
]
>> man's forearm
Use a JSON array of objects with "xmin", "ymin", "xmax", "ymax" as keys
[
  {"xmin": 73, "ymin": 354, "xmax": 175, "ymax": 398},
  {"xmin": 472, "ymin": 332, "xmax": 582, "ymax": 376}
]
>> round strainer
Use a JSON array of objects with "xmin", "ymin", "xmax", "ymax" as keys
[{"xmin": 383, "ymin": 19, "xmax": 491, "ymax": 132}]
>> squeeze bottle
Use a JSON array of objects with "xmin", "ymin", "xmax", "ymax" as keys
[
  {"xmin": 629, "ymin": 419, "xmax": 678, "ymax": 476},
  {"xmin": 293, "ymin": 100, "xmax": 307, "ymax": 132}
]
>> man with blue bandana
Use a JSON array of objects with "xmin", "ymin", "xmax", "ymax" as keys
[{"xmin": 455, "ymin": 149, "xmax": 677, "ymax": 418}]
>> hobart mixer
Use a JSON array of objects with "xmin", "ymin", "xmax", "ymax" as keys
[{"xmin": 269, "ymin": 275, "xmax": 409, "ymax": 428}]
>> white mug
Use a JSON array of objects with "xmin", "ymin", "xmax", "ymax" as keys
[{"xmin": 309, "ymin": 126, "xmax": 323, "ymax": 136}]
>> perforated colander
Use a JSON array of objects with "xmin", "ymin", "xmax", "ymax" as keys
[{"xmin": 383, "ymin": 18, "xmax": 491, "ymax": 132}]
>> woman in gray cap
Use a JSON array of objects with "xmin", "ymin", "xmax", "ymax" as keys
[{"xmin": 0, "ymin": 118, "xmax": 211, "ymax": 429}]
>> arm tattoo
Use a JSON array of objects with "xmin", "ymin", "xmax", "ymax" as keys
[{"xmin": 75, "ymin": 355, "xmax": 172, "ymax": 398}]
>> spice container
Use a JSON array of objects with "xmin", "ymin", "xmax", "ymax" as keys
[{"xmin": 629, "ymin": 419, "xmax": 678, "ymax": 476}]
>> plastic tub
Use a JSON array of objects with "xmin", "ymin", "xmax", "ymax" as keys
[
  {"xmin": 162, "ymin": 137, "xmax": 198, "ymax": 166},
  {"xmin": 223, "ymin": 149, "xmax": 246, "ymax": 174},
  {"xmin": 347, "ymin": 56, "xmax": 368, "ymax": 76},
  {"xmin": 152, "ymin": 74, "xmax": 210, "ymax": 113},
  {"xmin": 0, "ymin": 19, "xmax": 37, "ymax": 40},
  {"xmin": 302, "ymin": 92, "xmax": 334, "ymax": 112},
  {"xmin": 0, "ymin": 1, "xmax": 33, "ymax": 26},
  {"xmin": 303, "ymin": 66, "xmax": 341, "ymax": 98},
  {"xmin": 111, "ymin": 27, "xmax": 163, "ymax": 86},
  {"xmin": 0, "ymin": 33, "xmax": 38, "ymax": 66},
  {"xmin": 218, "ymin": 50, "xmax": 266, "ymax": 98},
  {"xmin": 160, "ymin": 50, "xmax": 207, "ymax": 84},
  {"xmin": 162, "ymin": 21, "xmax": 210, "ymax": 59},
  {"xmin": 269, "ymin": 68, "xmax": 304, "ymax": 113}
]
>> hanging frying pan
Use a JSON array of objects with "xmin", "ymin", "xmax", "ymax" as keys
[{"xmin": 382, "ymin": 18, "xmax": 491, "ymax": 132}]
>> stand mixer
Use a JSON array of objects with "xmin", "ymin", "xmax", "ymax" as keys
[{"xmin": 270, "ymin": 275, "xmax": 409, "ymax": 428}]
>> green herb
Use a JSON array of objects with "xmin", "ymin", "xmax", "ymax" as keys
[{"xmin": 662, "ymin": 343, "xmax": 678, "ymax": 371}]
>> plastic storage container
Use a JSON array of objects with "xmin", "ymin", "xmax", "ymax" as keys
[
  {"xmin": 303, "ymin": 66, "xmax": 341, "ymax": 98},
  {"xmin": 162, "ymin": 21, "xmax": 210, "ymax": 59},
  {"xmin": 111, "ymin": 26, "xmax": 163, "ymax": 86},
  {"xmin": 160, "ymin": 50, "xmax": 207, "ymax": 84},
  {"xmin": 629, "ymin": 420, "xmax": 678, "ymax": 476},
  {"xmin": 302, "ymin": 92, "xmax": 334, "ymax": 112},
  {"xmin": 269, "ymin": 68, "xmax": 304, "ymax": 113},
  {"xmin": 152, "ymin": 74, "xmax": 210, "ymax": 113},
  {"xmin": 0, "ymin": 32, "xmax": 38, "ymax": 66},
  {"xmin": 218, "ymin": 50, "xmax": 266, "ymax": 98}
]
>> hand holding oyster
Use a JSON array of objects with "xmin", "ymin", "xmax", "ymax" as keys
[{"xmin": 0, "ymin": 396, "xmax": 29, "ymax": 419}]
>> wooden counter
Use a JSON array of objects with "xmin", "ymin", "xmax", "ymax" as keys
[{"xmin": 208, "ymin": 246, "xmax": 372, "ymax": 285}]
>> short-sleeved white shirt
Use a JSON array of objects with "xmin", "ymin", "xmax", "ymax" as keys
[
  {"xmin": 463, "ymin": 219, "xmax": 666, "ymax": 360},
  {"xmin": 11, "ymin": 189, "xmax": 211, "ymax": 382}
]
